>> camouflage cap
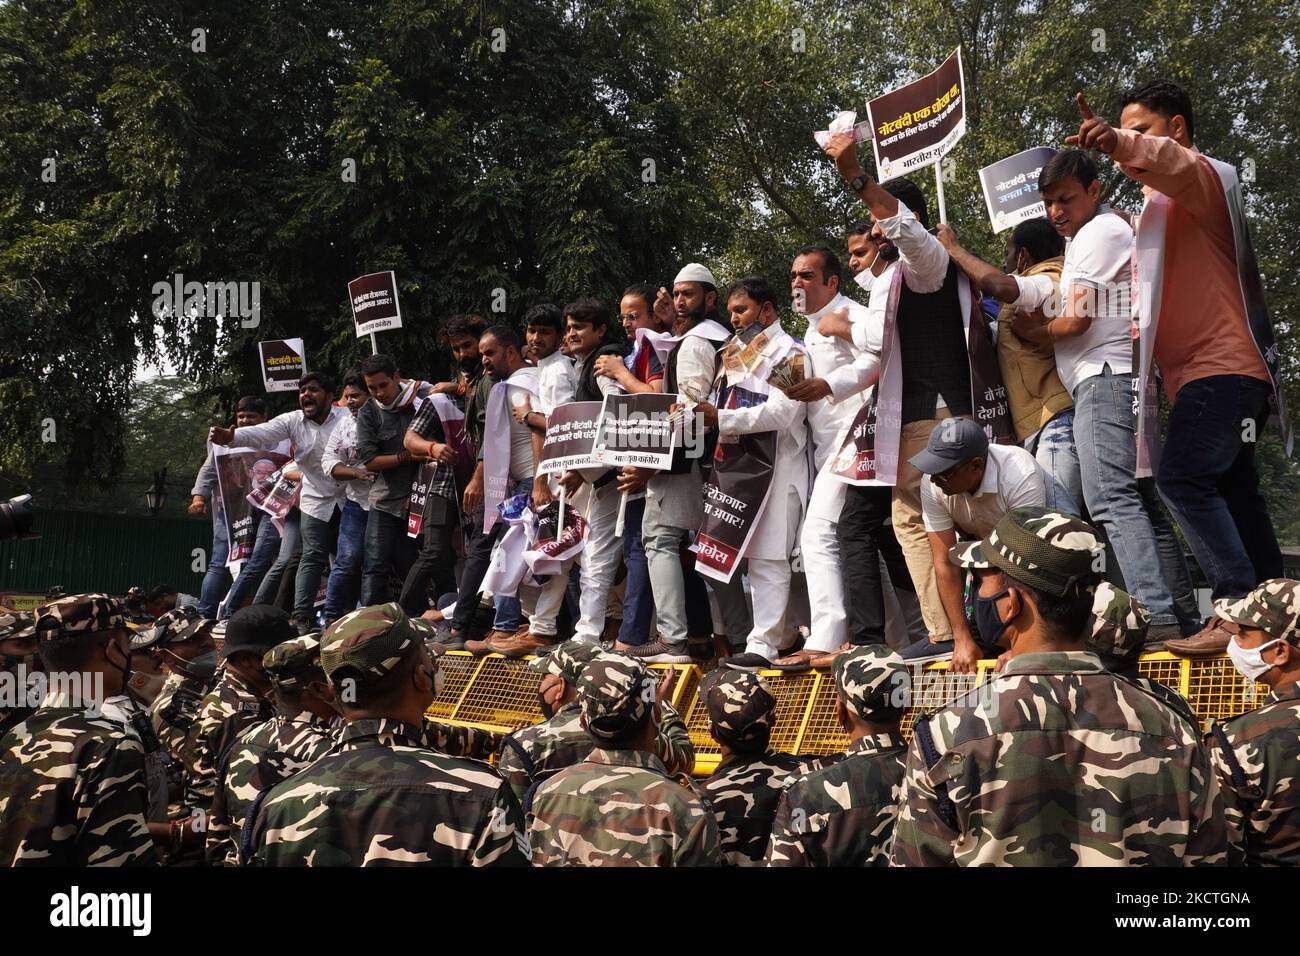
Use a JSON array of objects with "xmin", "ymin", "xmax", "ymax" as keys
[
  {"xmin": 970, "ymin": 507, "xmax": 1101, "ymax": 597},
  {"xmin": 576, "ymin": 652, "xmax": 656, "ymax": 742},
  {"xmin": 699, "ymin": 669, "xmax": 776, "ymax": 750},
  {"xmin": 0, "ymin": 611, "xmax": 34, "ymax": 642},
  {"xmin": 131, "ymin": 604, "xmax": 212, "ymax": 651},
  {"xmin": 1085, "ymin": 583, "xmax": 1151, "ymax": 669},
  {"xmin": 320, "ymin": 603, "xmax": 422, "ymax": 684},
  {"xmin": 530, "ymin": 639, "xmax": 600, "ymax": 685},
  {"xmin": 949, "ymin": 538, "xmax": 990, "ymax": 569},
  {"xmin": 263, "ymin": 634, "xmax": 324, "ymax": 689},
  {"xmin": 35, "ymin": 593, "xmax": 127, "ymax": 641},
  {"xmin": 124, "ymin": 586, "xmax": 146, "ymax": 605},
  {"xmin": 833, "ymin": 645, "xmax": 910, "ymax": 722},
  {"xmin": 1214, "ymin": 578, "xmax": 1300, "ymax": 644}
]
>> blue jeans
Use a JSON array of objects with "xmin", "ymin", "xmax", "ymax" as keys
[
  {"xmin": 618, "ymin": 496, "xmax": 654, "ymax": 646},
  {"xmin": 1026, "ymin": 409, "xmax": 1083, "ymax": 515},
  {"xmin": 221, "ymin": 511, "xmax": 281, "ymax": 620},
  {"xmin": 198, "ymin": 514, "xmax": 230, "ymax": 618},
  {"xmin": 1074, "ymin": 367, "xmax": 1181, "ymax": 624},
  {"xmin": 255, "ymin": 510, "xmax": 301, "ymax": 605},
  {"xmin": 1157, "ymin": 374, "xmax": 1280, "ymax": 600},
  {"xmin": 295, "ymin": 510, "xmax": 339, "ymax": 625},
  {"xmin": 323, "ymin": 500, "xmax": 367, "ymax": 624}
]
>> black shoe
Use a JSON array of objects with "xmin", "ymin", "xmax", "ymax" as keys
[{"xmin": 721, "ymin": 652, "xmax": 773, "ymax": 672}]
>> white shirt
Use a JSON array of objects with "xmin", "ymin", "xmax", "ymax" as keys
[
  {"xmin": 1053, "ymin": 206, "xmax": 1134, "ymax": 393},
  {"xmin": 1009, "ymin": 272, "xmax": 1058, "ymax": 311},
  {"xmin": 537, "ymin": 350, "xmax": 577, "ymax": 415},
  {"xmin": 803, "ymin": 291, "xmax": 880, "ymax": 468},
  {"xmin": 232, "ymin": 406, "xmax": 347, "ymax": 521},
  {"xmin": 321, "ymin": 410, "xmax": 371, "ymax": 509},
  {"xmin": 850, "ymin": 200, "xmax": 951, "ymax": 355},
  {"xmin": 921, "ymin": 443, "xmax": 1048, "ymax": 534}
]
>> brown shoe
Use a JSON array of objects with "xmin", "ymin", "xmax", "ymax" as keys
[
  {"xmin": 488, "ymin": 628, "xmax": 557, "ymax": 659},
  {"xmin": 466, "ymin": 629, "xmax": 514, "ymax": 656},
  {"xmin": 1165, "ymin": 618, "xmax": 1239, "ymax": 658}
]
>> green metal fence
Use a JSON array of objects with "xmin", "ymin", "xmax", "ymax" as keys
[{"xmin": 0, "ymin": 508, "xmax": 212, "ymax": 595}]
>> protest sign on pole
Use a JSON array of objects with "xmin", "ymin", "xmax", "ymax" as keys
[
  {"xmin": 213, "ymin": 441, "xmax": 292, "ymax": 569},
  {"xmin": 406, "ymin": 461, "xmax": 436, "ymax": 538},
  {"xmin": 257, "ymin": 338, "xmax": 306, "ymax": 393},
  {"xmin": 865, "ymin": 46, "xmax": 967, "ymax": 221},
  {"xmin": 537, "ymin": 402, "xmax": 605, "ymax": 476},
  {"xmin": 978, "ymin": 147, "xmax": 1056, "ymax": 233},
  {"xmin": 590, "ymin": 392, "xmax": 678, "ymax": 471},
  {"xmin": 348, "ymin": 271, "xmax": 403, "ymax": 350}
]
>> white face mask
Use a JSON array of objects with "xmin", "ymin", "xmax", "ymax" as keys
[{"xmin": 1226, "ymin": 635, "xmax": 1285, "ymax": 681}]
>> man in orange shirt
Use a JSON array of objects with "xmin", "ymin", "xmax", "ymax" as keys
[{"xmin": 1070, "ymin": 80, "xmax": 1291, "ymax": 655}]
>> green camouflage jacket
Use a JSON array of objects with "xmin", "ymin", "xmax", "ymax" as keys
[
  {"xmin": 702, "ymin": 749, "xmax": 837, "ymax": 866},
  {"xmin": 1129, "ymin": 675, "xmax": 1200, "ymax": 734},
  {"xmin": 890, "ymin": 651, "xmax": 1227, "ymax": 867},
  {"xmin": 423, "ymin": 718, "xmax": 502, "ymax": 762},
  {"xmin": 248, "ymin": 717, "xmax": 529, "ymax": 866},
  {"xmin": 1208, "ymin": 681, "xmax": 1300, "ymax": 866},
  {"xmin": 208, "ymin": 709, "xmax": 338, "ymax": 866},
  {"xmin": 180, "ymin": 668, "xmax": 273, "ymax": 817},
  {"xmin": 498, "ymin": 700, "xmax": 695, "ymax": 808},
  {"xmin": 0, "ymin": 705, "xmax": 157, "ymax": 866},
  {"xmin": 766, "ymin": 733, "xmax": 907, "ymax": 867},
  {"xmin": 529, "ymin": 746, "xmax": 721, "ymax": 867},
  {"xmin": 150, "ymin": 668, "xmax": 214, "ymax": 766}
]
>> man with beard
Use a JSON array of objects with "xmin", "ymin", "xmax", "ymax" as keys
[
  {"xmin": 210, "ymin": 372, "xmax": 347, "ymax": 632},
  {"xmin": 625, "ymin": 263, "xmax": 734, "ymax": 664}
]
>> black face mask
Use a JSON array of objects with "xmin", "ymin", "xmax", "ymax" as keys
[
  {"xmin": 975, "ymin": 589, "xmax": 1012, "ymax": 647},
  {"xmin": 538, "ymin": 691, "xmax": 556, "ymax": 720}
]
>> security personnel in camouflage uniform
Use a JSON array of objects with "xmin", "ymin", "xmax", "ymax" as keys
[
  {"xmin": 410, "ymin": 617, "xmax": 503, "ymax": 761},
  {"xmin": 529, "ymin": 652, "xmax": 721, "ymax": 866},
  {"xmin": 767, "ymin": 646, "xmax": 909, "ymax": 866},
  {"xmin": 699, "ymin": 669, "xmax": 832, "ymax": 866},
  {"xmin": 147, "ymin": 605, "xmax": 219, "ymax": 769},
  {"xmin": 209, "ymin": 634, "xmax": 338, "ymax": 866},
  {"xmin": 0, "ymin": 610, "xmax": 39, "ymax": 735},
  {"xmin": 891, "ymin": 507, "xmax": 1226, "ymax": 866},
  {"xmin": 1084, "ymin": 582, "xmax": 1199, "ymax": 732},
  {"xmin": 498, "ymin": 640, "xmax": 696, "ymax": 809},
  {"xmin": 0, "ymin": 594, "xmax": 157, "ymax": 866},
  {"xmin": 248, "ymin": 603, "xmax": 530, "ymax": 866},
  {"xmin": 1206, "ymin": 579, "xmax": 1300, "ymax": 865},
  {"xmin": 180, "ymin": 605, "xmax": 282, "ymax": 833}
]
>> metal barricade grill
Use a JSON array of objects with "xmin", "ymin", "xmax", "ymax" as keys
[{"xmin": 427, "ymin": 650, "xmax": 1270, "ymax": 775}]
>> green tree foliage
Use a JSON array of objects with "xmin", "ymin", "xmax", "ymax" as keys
[{"xmin": 1, "ymin": 0, "xmax": 1297, "ymax": 534}]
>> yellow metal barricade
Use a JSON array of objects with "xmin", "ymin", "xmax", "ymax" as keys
[{"xmin": 428, "ymin": 649, "xmax": 1270, "ymax": 775}]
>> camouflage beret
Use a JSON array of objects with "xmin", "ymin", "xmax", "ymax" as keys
[
  {"xmin": 320, "ymin": 603, "xmax": 422, "ymax": 684},
  {"xmin": 530, "ymin": 639, "xmax": 600, "ymax": 685},
  {"xmin": 124, "ymin": 586, "xmax": 146, "ymax": 603},
  {"xmin": 0, "ymin": 611, "xmax": 34, "ymax": 642},
  {"xmin": 1085, "ymin": 583, "xmax": 1151, "ymax": 669},
  {"xmin": 1215, "ymin": 579, "xmax": 1300, "ymax": 644},
  {"xmin": 833, "ymin": 645, "xmax": 910, "ymax": 722},
  {"xmin": 132, "ymin": 604, "xmax": 212, "ymax": 651},
  {"xmin": 263, "ymin": 634, "xmax": 324, "ymax": 688},
  {"xmin": 973, "ymin": 507, "xmax": 1101, "ymax": 597},
  {"xmin": 35, "ymin": 593, "xmax": 127, "ymax": 640},
  {"xmin": 577, "ymin": 653, "xmax": 657, "ymax": 742},
  {"xmin": 699, "ymin": 669, "xmax": 776, "ymax": 750}
]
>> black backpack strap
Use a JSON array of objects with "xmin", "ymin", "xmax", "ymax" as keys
[
  {"xmin": 239, "ymin": 786, "xmax": 273, "ymax": 866},
  {"xmin": 1211, "ymin": 723, "xmax": 1264, "ymax": 800},
  {"xmin": 913, "ymin": 715, "xmax": 959, "ymax": 832},
  {"xmin": 501, "ymin": 735, "xmax": 537, "ymax": 778}
]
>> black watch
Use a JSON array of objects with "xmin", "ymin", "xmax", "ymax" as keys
[{"xmin": 848, "ymin": 172, "xmax": 871, "ymax": 193}]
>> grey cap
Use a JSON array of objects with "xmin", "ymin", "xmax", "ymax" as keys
[{"xmin": 908, "ymin": 417, "xmax": 988, "ymax": 475}]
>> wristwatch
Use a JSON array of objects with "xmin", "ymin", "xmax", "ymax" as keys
[{"xmin": 848, "ymin": 172, "xmax": 871, "ymax": 193}]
